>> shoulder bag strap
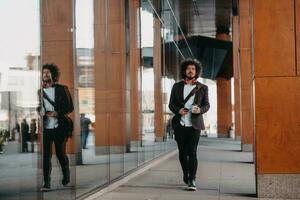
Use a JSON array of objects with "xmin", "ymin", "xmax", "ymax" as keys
[
  {"xmin": 182, "ymin": 84, "xmax": 202, "ymax": 105},
  {"xmin": 42, "ymin": 90, "xmax": 56, "ymax": 108}
]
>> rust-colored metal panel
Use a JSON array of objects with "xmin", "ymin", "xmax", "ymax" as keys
[
  {"xmin": 41, "ymin": 0, "xmax": 76, "ymax": 154},
  {"xmin": 233, "ymin": 16, "xmax": 241, "ymax": 138},
  {"xmin": 240, "ymin": 50, "xmax": 254, "ymax": 145},
  {"xmin": 153, "ymin": 18, "xmax": 164, "ymax": 139},
  {"xmin": 296, "ymin": 0, "xmax": 300, "ymax": 76},
  {"xmin": 129, "ymin": 0, "xmax": 141, "ymax": 142},
  {"xmin": 239, "ymin": 17, "xmax": 251, "ymax": 49},
  {"xmin": 108, "ymin": 24, "xmax": 126, "ymax": 53},
  {"xmin": 239, "ymin": 0, "xmax": 250, "ymax": 49},
  {"xmin": 93, "ymin": 0, "xmax": 127, "ymax": 150},
  {"xmin": 108, "ymin": 0, "xmax": 125, "ymax": 24},
  {"xmin": 41, "ymin": 0, "xmax": 72, "ymax": 26},
  {"xmin": 106, "ymin": 53, "xmax": 126, "ymax": 89},
  {"xmin": 217, "ymin": 78, "xmax": 232, "ymax": 136},
  {"xmin": 255, "ymin": 77, "xmax": 300, "ymax": 173},
  {"xmin": 94, "ymin": 0, "xmax": 106, "ymax": 25},
  {"xmin": 239, "ymin": 0, "xmax": 250, "ymax": 17},
  {"xmin": 253, "ymin": 0, "xmax": 296, "ymax": 77},
  {"xmin": 108, "ymin": 113, "xmax": 126, "ymax": 146}
]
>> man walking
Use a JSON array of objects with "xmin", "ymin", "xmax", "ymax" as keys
[
  {"xmin": 80, "ymin": 113, "xmax": 91, "ymax": 149},
  {"xmin": 39, "ymin": 63, "xmax": 74, "ymax": 192},
  {"xmin": 168, "ymin": 58, "xmax": 210, "ymax": 191},
  {"xmin": 21, "ymin": 118, "xmax": 29, "ymax": 152}
]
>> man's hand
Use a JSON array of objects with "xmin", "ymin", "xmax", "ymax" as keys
[
  {"xmin": 179, "ymin": 108, "xmax": 189, "ymax": 116},
  {"xmin": 46, "ymin": 111, "xmax": 58, "ymax": 117},
  {"xmin": 191, "ymin": 106, "xmax": 201, "ymax": 114}
]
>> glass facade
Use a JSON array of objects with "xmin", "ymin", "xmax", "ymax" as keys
[{"xmin": 0, "ymin": 0, "xmax": 216, "ymax": 199}]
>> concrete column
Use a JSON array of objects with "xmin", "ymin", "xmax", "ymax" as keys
[
  {"xmin": 216, "ymin": 33, "xmax": 232, "ymax": 138},
  {"xmin": 41, "ymin": 0, "xmax": 79, "ymax": 184},
  {"xmin": 239, "ymin": 0, "xmax": 254, "ymax": 152},
  {"xmin": 94, "ymin": 0, "xmax": 127, "ymax": 154},
  {"xmin": 253, "ymin": 0, "xmax": 300, "ymax": 198}
]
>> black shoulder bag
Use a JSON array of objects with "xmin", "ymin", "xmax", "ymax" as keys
[{"xmin": 42, "ymin": 91, "xmax": 73, "ymax": 138}]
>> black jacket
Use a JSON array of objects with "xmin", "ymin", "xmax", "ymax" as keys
[
  {"xmin": 38, "ymin": 84, "xmax": 74, "ymax": 130},
  {"xmin": 168, "ymin": 81, "xmax": 210, "ymax": 130}
]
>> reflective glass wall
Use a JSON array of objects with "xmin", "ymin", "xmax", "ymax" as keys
[
  {"xmin": 0, "ymin": 0, "xmax": 41, "ymax": 199},
  {"xmin": 0, "ymin": 0, "xmax": 195, "ymax": 199}
]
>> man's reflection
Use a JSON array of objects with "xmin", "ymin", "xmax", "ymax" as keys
[{"xmin": 39, "ymin": 63, "xmax": 74, "ymax": 192}]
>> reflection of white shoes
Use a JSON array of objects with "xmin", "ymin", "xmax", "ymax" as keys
[
  {"xmin": 0, "ymin": 150, "xmax": 5, "ymax": 154},
  {"xmin": 40, "ymin": 186, "xmax": 51, "ymax": 192},
  {"xmin": 40, "ymin": 183, "xmax": 51, "ymax": 192}
]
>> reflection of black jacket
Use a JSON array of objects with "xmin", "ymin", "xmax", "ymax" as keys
[
  {"xmin": 21, "ymin": 122, "xmax": 29, "ymax": 141},
  {"xmin": 168, "ymin": 81, "xmax": 210, "ymax": 130},
  {"xmin": 38, "ymin": 84, "xmax": 74, "ymax": 129}
]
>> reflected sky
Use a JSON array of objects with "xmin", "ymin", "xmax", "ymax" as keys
[{"xmin": 0, "ymin": 0, "xmax": 40, "ymax": 69}]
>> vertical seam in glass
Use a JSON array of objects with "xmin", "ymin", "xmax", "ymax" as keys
[
  {"xmin": 146, "ymin": 0, "xmax": 185, "ymax": 59},
  {"xmin": 165, "ymin": 0, "xmax": 195, "ymax": 58}
]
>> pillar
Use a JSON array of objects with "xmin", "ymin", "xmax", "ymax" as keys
[
  {"xmin": 153, "ymin": 17, "xmax": 164, "ymax": 141},
  {"xmin": 94, "ymin": 0, "xmax": 126, "ymax": 154},
  {"xmin": 41, "ymin": 0, "xmax": 79, "ymax": 184},
  {"xmin": 129, "ymin": 0, "xmax": 141, "ymax": 147},
  {"xmin": 239, "ymin": 0, "xmax": 254, "ymax": 152},
  {"xmin": 216, "ymin": 32, "xmax": 232, "ymax": 138},
  {"xmin": 232, "ymin": 16, "xmax": 241, "ymax": 141},
  {"xmin": 253, "ymin": 0, "xmax": 300, "ymax": 198}
]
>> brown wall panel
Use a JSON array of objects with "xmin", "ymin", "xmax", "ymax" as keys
[
  {"xmin": 41, "ymin": 0, "xmax": 76, "ymax": 154},
  {"xmin": 94, "ymin": 0, "xmax": 106, "ymax": 25},
  {"xmin": 108, "ymin": 113, "xmax": 125, "ymax": 145},
  {"xmin": 106, "ymin": 53, "xmax": 126, "ymax": 89},
  {"xmin": 41, "ymin": 0, "xmax": 72, "ymax": 26},
  {"xmin": 129, "ymin": 0, "xmax": 141, "ymax": 141},
  {"xmin": 239, "ymin": 17, "xmax": 250, "ymax": 49},
  {"xmin": 94, "ymin": 53, "xmax": 108, "ymax": 90},
  {"xmin": 216, "ymin": 33, "xmax": 232, "ymax": 137},
  {"xmin": 108, "ymin": 0, "xmax": 125, "ymax": 24},
  {"xmin": 217, "ymin": 78, "xmax": 232, "ymax": 136},
  {"xmin": 239, "ymin": 0, "xmax": 250, "ymax": 18},
  {"xmin": 296, "ymin": 0, "xmax": 300, "ymax": 76},
  {"xmin": 42, "ymin": 25, "xmax": 73, "ymax": 41},
  {"xmin": 255, "ymin": 77, "xmax": 300, "ymax": 173},
  {"xmin": 153, "ymin": 18, "xmax": 164, "ymax": 139},
  {"xmin": 108, "ymin": 24, "xmax": 126, "ymax": 53},
  {"xmin": 233, "ymin": 16, "xmax": 241, "ymax": 138},
  {"xmin": 94, "ymin": 114, "xmax": 109, "ymax": 145},
  {"xmin": 94, "ymin": 25, "xmax": 106, "ymax": 51},
  {"xmin": 240, "ymin": 50, "xmax": 254, "ymax": 145},
  {"xmin": 94, "ymin": 0, "xmax": 127, "ymax": 149},
  {"xmin": 253, "ymin": 0, "xmax": 296, "ymax": 77}
]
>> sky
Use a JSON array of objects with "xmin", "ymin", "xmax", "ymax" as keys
[
  {"xmin": 0, "ymin": 0, "xmax": 155, "ymax": 70},
  {"xmin": 0, "ymin": 0, "xmax": 40, "ymax": 69}
]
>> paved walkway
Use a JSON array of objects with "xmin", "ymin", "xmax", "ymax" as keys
[{"xmin": 93, "ymin": 138, "xmax": 259, "ymax": 200}]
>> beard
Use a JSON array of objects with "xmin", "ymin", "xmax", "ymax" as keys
[
  {"xmin": 43, "ymin": 77, "xmax": 52, "ymax": 83},
  {"xmin": 186, "ymin": 74, "xmax": 195, "ymax": 80}
]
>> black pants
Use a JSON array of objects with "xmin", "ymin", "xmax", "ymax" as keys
[
  {"xmin": 81, "ymin": 131, "xmax": 89, "ymax": 149},
  {"xmin": 22, "ymin": 133, "xmax": 28, "ymax": 152},
  {"xmin": 43, "ymin": 128, "xmax": 69, "ymax": 185},
  {"xmin": 174, "ymin": 125, "xmax": 200, "ymax": 180}
]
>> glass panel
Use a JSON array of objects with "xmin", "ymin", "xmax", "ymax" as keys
[
  {"xmin": 75, "ymin": 0, "xmax": 109, "ymax": 196},
  {"xmin": 140, "ymin": 2, "xmax": 155, "ymax": 162},
  {"xmin": 124, "ymin": 0, "xmax": 139, "ymax": 174},
  {"xmin": 0, "ymin": 0, "xmax": 41, "ymax": 199}
]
